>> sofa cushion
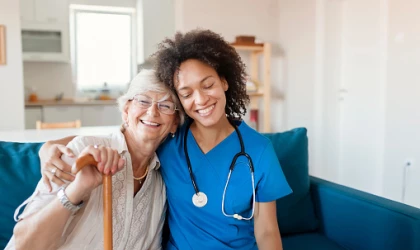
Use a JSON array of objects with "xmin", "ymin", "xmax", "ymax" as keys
[
  {"xmin": 282, "ymin": 232, "xmax": 345, "ymax": 250},
  {"xmin": 0, "ymin": 141, "xmax": 43, "ymax": 249},
  {"xmin": 263, "ymin": 128, "xmax": 319, "ymax": 234}
]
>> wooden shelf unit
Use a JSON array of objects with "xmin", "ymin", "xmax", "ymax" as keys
[{"xmin": 232, "ymin": 43, "xmax": 271, "ymax": 132}]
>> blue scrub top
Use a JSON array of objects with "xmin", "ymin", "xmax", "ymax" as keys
[{"xmin": 157, "ymin": 121, "xmax": 292, "ymax": 250}]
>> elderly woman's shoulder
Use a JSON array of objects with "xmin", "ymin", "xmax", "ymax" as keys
[{"xmin": 67, "ymin": 135, "xmax": 114, "ymax": 151}]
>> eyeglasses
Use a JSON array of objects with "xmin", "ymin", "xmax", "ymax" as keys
[{"xmin": 130, "ymin": 94, "xmax": 178, "ymax": 115}]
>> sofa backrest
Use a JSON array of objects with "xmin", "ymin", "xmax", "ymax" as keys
[
  {"xmin": 0, "ymin": 141, "xmax": 43, "ymax": 249},
  {"xmin": 263, "ymin": 128, "xmax": 319, "ymax": 235}
]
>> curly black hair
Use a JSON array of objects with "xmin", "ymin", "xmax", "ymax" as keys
[{"xmin": 153, "ymin": 29, "xmax": 250, "ymax": 119}]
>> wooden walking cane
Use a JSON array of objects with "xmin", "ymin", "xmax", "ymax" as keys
[{"xmin": 73, "ymin": 155, "xmax": 113, "ymax": 250}]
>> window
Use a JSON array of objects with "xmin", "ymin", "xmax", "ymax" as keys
[{"xmin": 70, "ymin": 5, "xmax": 136, "ymax": 91}]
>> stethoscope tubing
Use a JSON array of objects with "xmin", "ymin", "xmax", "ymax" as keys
[
  {"xmin": 183, "ymin": 122, "xmax": 201, "ymax": 195},
  {"xmin": 184, "ymin": 119, "xmax": 256, "ymax": 220}
]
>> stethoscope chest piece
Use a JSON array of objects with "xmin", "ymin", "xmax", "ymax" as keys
[{"xmin": 192, "ymin": 192, "xmax": 208, "ymax": 207}]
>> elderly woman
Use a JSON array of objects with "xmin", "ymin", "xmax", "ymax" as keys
[{"xmin": 5, "ymin": 69, "xmax": 182, "ymax": 250}]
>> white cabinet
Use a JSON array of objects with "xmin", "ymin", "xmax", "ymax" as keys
[
  {"xmin": 21, "ymin": 22, "xmax": 70, "ymax": 62},
  {"xmin": 25, "ymin": 105, "xmax": 122, "ymax": 128},
  {"xmin": 21, "ymin": 22, "xmax": 69, "ymax": 62},
  {"xmin": 20, "ymin": 0, "xmax": 35, "ymax": 21},
  {"xmin": 25, "ymin": 107, "xmax": 43, "ymax": 129},
  {"xmin": 43, "ymin": 106, "xmax": 82, "ymax": 123},
  {"xmin": 35, "ymin": 0, "xmax": 69, "ymax": 23},
  {"xmin": 20, "ymin": 0, "xmax": 69, "ymax": 23},
  {"xmin": 82, "ymin": 105, "xmax": 122, "ymax": 127},
  {"xmin": 20, "ymin": 0, "xmax": 70, "ymax": 62}
]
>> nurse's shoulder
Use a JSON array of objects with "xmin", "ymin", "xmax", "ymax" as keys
[{"xmin": 238, "ymin": 120, "xmax": 272, "ymax": 147}]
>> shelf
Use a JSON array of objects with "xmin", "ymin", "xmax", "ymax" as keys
[
  {"xmin": 231, "ymin": 44, "xmax": 264, "ymax": 53},
  {"xmin": 233, "ymin": 42, "xmax": 271, "ymax": 132},
  {"xmin": 248, "ymin": 91, "xmax": 264, "ymax": 97}
]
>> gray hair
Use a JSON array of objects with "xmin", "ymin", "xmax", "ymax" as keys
[{"xmin": 117, "ymin": 69, "xmax": 185, "ymax": 125}]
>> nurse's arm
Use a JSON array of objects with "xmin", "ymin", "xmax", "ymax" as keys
[
  {"xmin": 39, "ymin": 136, "xmax": 76, "ymax": 191},
  {"xmin": 254, "ymin": 201, "xmax": 283, "ymax": 250}
]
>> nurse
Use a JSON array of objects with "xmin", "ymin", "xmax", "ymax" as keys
[{"xmin": 39, "ymin": 29, "xmax": 292, "ymax": 249}]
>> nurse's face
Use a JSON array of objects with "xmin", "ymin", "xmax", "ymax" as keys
[{"xmin": 174, "ymin": 59, "xmax": 228, "ymax": 128}]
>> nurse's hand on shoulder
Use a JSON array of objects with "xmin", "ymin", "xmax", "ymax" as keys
[{"xmin": 40, "ymin": 141, "xmax": 75, "ymax": 191}]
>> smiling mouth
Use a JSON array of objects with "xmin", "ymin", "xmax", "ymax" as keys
[
  {"xmin": 140, "ymin": 120, "xmax": 160, "ymax": 127},
  {"xmin": 196, "ymin": 104, "xmax": 215, "ymax": 116}
]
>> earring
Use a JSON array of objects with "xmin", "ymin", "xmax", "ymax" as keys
[
  {"xmin": 171, "ymin": 132, "xmax": 175, "ymax": 138},
  {"xmin": 124, "ymin": 121, "xmax": 129, "ymax": 128}
]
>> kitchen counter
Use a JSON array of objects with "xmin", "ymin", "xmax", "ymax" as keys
[
  {"xmin": 0, "ymin": 126, "xmax": 120, "ymax": 142},
  {"xmin": 25, "ymin": 99, "xmax": 118, "ymax": 107}
]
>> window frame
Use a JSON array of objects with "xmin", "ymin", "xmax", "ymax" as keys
[{"xmin": 69, "ymin": 4, "xmax": 137, "ymax": 92}]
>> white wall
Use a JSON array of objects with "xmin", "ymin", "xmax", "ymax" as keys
[
  {"xmin": 282, "ymin": 0, "xmax": 419, "ymax": 207},
  {"xmin": 277, "ymin": 0, "xmax": 317, "ymax": 168},
  {"xmin": 285, "ymin": 0, "xmax": 388, "ymax": 195},
  {"xmin": 383, "ymin": 0, "xmax": 420, "ymax": 207},
  {"xmin": 23, "ymin": 62, "xmax": 75, "ymax": 100},
  {"xmin": 140, "ymin": 0, "xmax": 175, "ymax": 61},
  {"xmin": 334, "ymin": 0, "xmax": 386, "ymax": 195},
  {"xmin": 175, "ymin": 0, "xmax": 286, "ymax": 131},
  {"xmin": 176, "ymin": 0, "xmax": 279, "ymax": 42},
  {"xmin": 0, "ymin": 0, "xmax": 25, "ymax": 130}
]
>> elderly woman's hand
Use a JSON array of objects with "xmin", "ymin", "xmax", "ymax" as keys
[
  {"xmin": 77, "ymin": 144, "xmax": 126, "ymax": 176},
  {"xmin": 40, "ymin": 138, "xmax": 126, "ymax": 192},
  {"xmin": 65, "ymin": 145, "xmax": 125, "ymax": 203}
]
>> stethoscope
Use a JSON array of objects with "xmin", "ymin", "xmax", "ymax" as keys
[{"xmin": 184, "ymin": 120, "xmax": 256, "ymax": 220}]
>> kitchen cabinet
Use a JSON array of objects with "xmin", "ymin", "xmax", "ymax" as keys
[
  {"xmin": 43, "ymin": 106, "xmax": 82, "ymax": 123},
  {"xmin": 25, "ymin": 104, "xmax": 122, "ymax": 128},
  {"xmin": 24, "ymin": 102, "xmax": 124, "ymax": 128},
  {"xmin": 81, "ymin": 105, "xmax": 122, "ymax": 127},
  {"xmin": 25, "ymin": 107, "xmax": 43, "ymax": 129},
  {"xmin": 21, "ymin": 22, "xmax": 70, "ymax": 62},
  {"xmin": 20, "ymin": 0, "xmax": 70, "ymax": 62},
  {"xmin": 35, "ymin": 0, "xmax": 69, "ymax": 23},
  {"xmin": 20, "ymin": 0, "xmax": 69, "ymax": 23},
  {"xmin": 20, "ymin": 0, "xmax": 35, "ymax": 22}
]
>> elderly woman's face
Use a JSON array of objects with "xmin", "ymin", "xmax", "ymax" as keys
[{"xmin": 124, "ymin": 91, "xmax": 178, "ymax": 142}]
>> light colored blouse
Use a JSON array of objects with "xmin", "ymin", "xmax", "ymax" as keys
[{"xmin": 6, "ymin": 131, "xmax": 166, "ymax": 250}]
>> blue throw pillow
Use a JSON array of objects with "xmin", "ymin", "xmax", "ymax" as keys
[
  {"xmin": 263, "ymin": 128, "xmax": 319, "ymax": 234},
  {"xmin": 0, "ymin": 141, "xmax": 43, "ymax": 249}
]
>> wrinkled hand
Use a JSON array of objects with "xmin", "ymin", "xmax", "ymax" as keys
[
  {"xmin": 40, "ymin": 142, "xmax": 75, "ymax": 191},
  {"xmin": 64, "ymin": 145, "xmax": 125, "ymax": 204},
  {"xmin": 70, "ymin": 145, "xmax": 125, "ymax": 196},
  {"xmin": 40, "ymin": 142, "xmax": 125, "ymax": 192}
]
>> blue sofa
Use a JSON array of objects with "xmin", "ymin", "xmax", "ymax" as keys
[{"xmin": 1, "ymin": 128, "xmax": 420, "ymax": 250}]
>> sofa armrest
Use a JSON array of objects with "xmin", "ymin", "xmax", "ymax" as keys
[{"xmin": 310, "ymin": 176, "xmax": 420, "ymax": 250}]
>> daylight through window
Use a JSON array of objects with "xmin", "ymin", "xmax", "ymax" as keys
[{"xmin": 71, "ymin": 5, "xmax": 135, "ymax": 91}]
